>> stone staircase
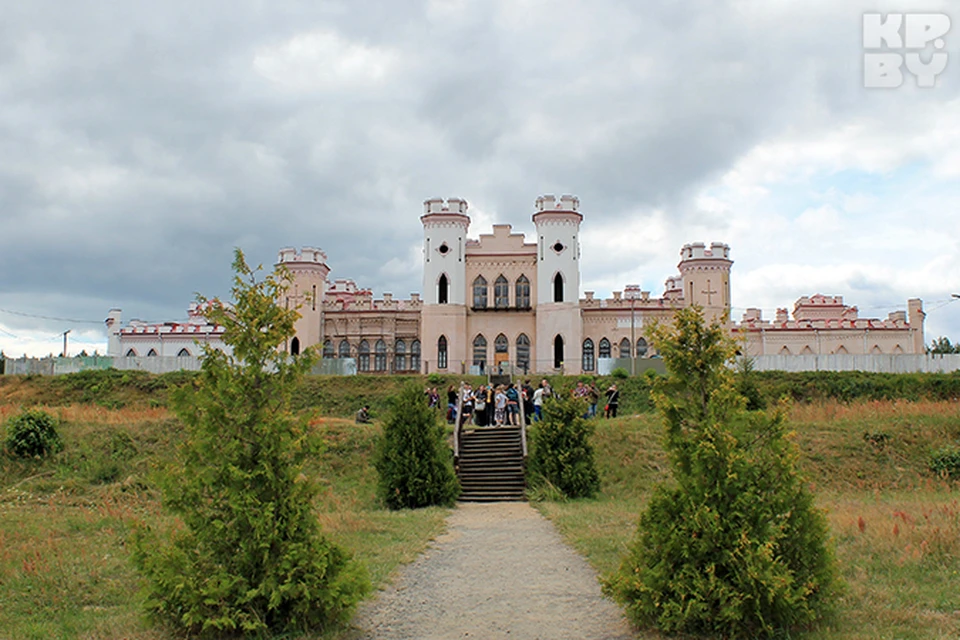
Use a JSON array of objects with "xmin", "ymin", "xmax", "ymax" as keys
[{"xmin": 457, "ymin": 426, "xmax": 526, "ymax": 502}]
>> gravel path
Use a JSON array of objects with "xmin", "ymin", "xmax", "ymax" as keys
[{"xmin": 348, "ymin": 502, "xmax": 635, "ymax": 640}]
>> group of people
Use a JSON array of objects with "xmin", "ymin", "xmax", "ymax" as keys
[{"xmin": 427, "ymin": 377, "xmax": 622, "ymax": 427}]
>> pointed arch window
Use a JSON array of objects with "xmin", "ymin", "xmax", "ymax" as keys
[
  {"xmin": 473, "ymin": 334, "xmax": 487, "ymax": 369},
  {"xmin": 358, "ymin": 340, "xmax": 370, "ymax": 372},
  {"xmin": 516, "ymin": 334, "xmax": 530, "ymax": 372},
  {"xmin": 495, "ymin": 334, "xmax": 508, "ymax": 358},
  {"xmin": 599, "ymin": 338, "xmax": 611, "ymax": 359},
  {"xmin": 619, "ymin": 338, "xmax": 630, "ymax": 358},
  {"xmin": 583, "ymin": 338, "xmax": 595, "ymax": 372},
  {"xmin": 125, "ymin": 348, "xmax": 138, "ymax": 357},
  {"xmin": 495, "ymin": 275, "xmax": 509, "ymax": 308},
  {"xmin": 395, "ymin": 339, "xmax": 407, "ymax": 371},
  {"xmin": 553, "ymin": 335, "xmax": 564, "ymax": 369},
  {"xmin": 411, "ymin": 340, "xmax": 421, "ymax": 372},
  {"xmin": 338, "ymin": 340, "xmax": 351, "ymax": 359},
  {"xmin": 375, "ymin": 339, "xmax": 387, "ymax": 372},
  {"xmin": 323, "ymin": 339, "xmax": 334, "ymax": 359},
  {"xmin": 438, "ymin": 274, "xmax": 449, "ymax": 304},
  {"xmin": 147, "ymin": 348, "xmax": 158, "ymax": 357},
  {"xmin": 177, "ymin": 348, "xmax": 191, "ymax": 357},
  {"xmin": 472, "ymin": 275, "xmax": 488, "ymax": 309},
  {"xmin": 553, "ymin": 273, "xmax": 564, "ymax": 302},
  {"xmin": 438, "ymin": 335, "xmax": 448, "ymax": 369},
  {"xmin": 636, "ymin": 338, "xmax": 648, "ymax": 358},
  {"xmin": 515, "ymin": 275, "xmax": 530, "ymax": 309}
]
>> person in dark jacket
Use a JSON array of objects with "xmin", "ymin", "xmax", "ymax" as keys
[{"xmin": 604, "ymin": 384, "xmax": 620, "ymax": 418}]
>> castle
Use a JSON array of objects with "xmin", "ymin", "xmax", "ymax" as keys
[{"xmin": 106, "ymin": 195, "xmax": 926, "ymax": 372}]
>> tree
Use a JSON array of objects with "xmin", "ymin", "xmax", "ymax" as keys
[
  {"xmin": 132, "ymin": 249, "xmax": 369, "ymax": 637},
  {"xmin": 604, "ymin": 306, "xmax": 838, "ymax": 638},
  {"xmin": 928, "ymin": 336, "xmax": 960, "ymax": 354},
  {"xmin": 374, "ymin": 381, "xmax": 459, "ymax": 509},
  {"xmin": 528, "ymin": 393, "xmax": 600, "ymax": 499}
]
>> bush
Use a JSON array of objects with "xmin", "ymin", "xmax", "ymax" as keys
[
  {"xmin": 930, "ymin": 447, "xmax": 960, "ymax": 479},
  {"xmin": 5, "ymin": 408, "xmax": 62, "ymax": 458},
  {"xmin": 604, "ymin": 307, "xmax": 838, "ymax": 638},
  {"xmin": 375, "ymin": 382, "xmax": 459, "ymax": 509},
  {"xmin": 610, "ymin": 367, "xmax": 630, "ymax": 379},
  {"xmin": 528, "ymin": 394, "xmax": 600, "ymax": 499},
  {"xmin": 131, "ymin": 249, "xmax": 369, "ymax": 637}
]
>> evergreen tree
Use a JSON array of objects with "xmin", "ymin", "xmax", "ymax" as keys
[
  {"xmin": 375, "ymin": 381, "xmax": 459, "ymax": 509},
  {"xmin": 132, "ymin": 249, "xmax": 369, "ymax": 637},
  {"xmin": 604, "ymin": 306, "xmax": 838, "ymax": 638},
  {"xmin": 528, "ymin": 393, "xmax": 600, "ymax": 499}
]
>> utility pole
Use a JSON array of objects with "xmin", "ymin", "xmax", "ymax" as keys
[
  {"xmin": 62, "ymin": 329, "xmax": 71, "ymax": 357},
  {"xmin": 625, "ymin": 285, "xmax": 641, "ymax": 376}
]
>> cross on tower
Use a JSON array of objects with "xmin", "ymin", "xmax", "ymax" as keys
[{"xmin": 702, "ymin": 280, "xmax": 718, "ymax": 306}]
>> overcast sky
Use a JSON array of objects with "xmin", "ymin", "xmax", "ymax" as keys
[{"xmin": 2, "ymin": 0, "xmax": 959, "ymax": 357}]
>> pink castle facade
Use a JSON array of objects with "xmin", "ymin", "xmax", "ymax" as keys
[{"xmin": 106, "ymin": 195, "xmax": 925, "ymax": 371}]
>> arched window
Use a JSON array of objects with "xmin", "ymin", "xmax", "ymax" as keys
[
  {"xmin": 395, "ymin": 339, "xmax": 407, "ymax": 371},
  {"xmin": 358, "ymin": 340, "xmax": 370, "ymax": 372},
  {"xmin": 375, "ymin": 339, "xmax": 387, "ymax": 372},
  {"xmin": 438, "ymin": 274, "xmax": 449, "ymax": 304},
  {"xmin": 438, "ymin": 336, "xmax": 448, "ymax": 369},
  {"xmin": 636, "ymin": 338, "xmax": 648, "ymax": 358},
  {"xmin": 411, "ymin": 340, "xmax": 421, "ymax": 372},
  {"xmin": 473, "ymin": 275, "xmax": 488, "ymax": 309},
  {"xmin": 779, "ymin": 346, "xmax": 791, "ymax": 355},
  {"xmin": 177, "ymin": 348, "xmax": 191, "ymax": 357},
  {"xmin": 553, "ymin": 273, "xmax": 564, "ymax": 302},
  {"xmin": 338, "ymin": 340, "xmax": 350, "ymax": 358},
  {"xmin": 473, "ymin": 334, "xmax": 487, "ymax": 370},
  {"xmin": 599, "ymin": 338, "xmax": 611, "ymax": 358},
  {"xmin": 583, "ymin": 338, "xmax": 595, "ymax": 372},
  {"xmin": 125, "ymin": 348, "xmax": 138, "ymax": 357},
  {"xmin": 516, "ymin": 334, "xmax": 530, "ymax": 372},
  {"xmin": 291, "ymin": 337, "xmax": 301, "ymax": 356},
  {"xmin": 323, "ymin": 339, "xmax": 334, "ymax": 359},
  {"xmin": 515, "ymin": 275, "xmax": 530, "ymax": 309},
  {"xmin": 495, "ymin": 275, "xmax": 509, "ymax": 308},
  {"xmin": 495, "ymin": 333, "xmax": 509, "ymax": 354},
  {"xmin": 553, "ymin": 335, "xmax": 564, "ymax": 369},
  {"xmin": 619, "ymin": 338, "xmax": 630, "ymax": 358},
  {"xmin": 147, "ymin": 348, "xmax": 158, "ymax": 357}
]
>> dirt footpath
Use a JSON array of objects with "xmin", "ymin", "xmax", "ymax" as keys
[{"xmin": 348, "ymin": 502, "xmax": 635, "ymax": 640}]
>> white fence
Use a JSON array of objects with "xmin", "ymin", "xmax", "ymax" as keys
[
  {"xmin": 748, "ymin": 354, "xmax": 960, "ymax": 374},
  {"xmin": 2, "ymin": 355, "xmax": 359, "ymax": 376}
]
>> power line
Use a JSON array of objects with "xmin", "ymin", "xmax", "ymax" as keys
[{"xmin": 0, "ymin": 307, "xmax": 102, "ymax": 324}]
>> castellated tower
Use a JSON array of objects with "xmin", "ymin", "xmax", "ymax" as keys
[
  {"xmin": 420, "ymin": 198, "xmax": 470, "ymax": 372},
  {"xmin": 533, "ymin": 194, "xmax": 583, "ymax": 371},
  {"xmin": 276, "ymin": 247, "xmax": 330, "ymax": 355},
  {"xmin": 678, "ymin": 242, "xmax": 733, "ymax": 324}
]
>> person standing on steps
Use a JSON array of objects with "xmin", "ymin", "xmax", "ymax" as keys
[
  {"xmin": 604, "ymin": 383, "xmax": 620, "ymax": 419},
  {"xmin": 474, "ymin": 384, "xmax": 488, "ymax": 427},
  {"xmin": 494, "ymin": 385, "xmax": 508, "ymax": 426}
]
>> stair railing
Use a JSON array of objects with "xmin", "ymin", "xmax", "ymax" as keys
[
  {"xmin": 453, "ymin": 381, "xmax": 465, "ymax": 464},
  {"xmin": 518, "ymin": 386, "xmax": 528, "ymax": 459}
]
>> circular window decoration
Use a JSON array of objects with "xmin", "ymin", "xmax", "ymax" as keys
[
  {"xmin": 438, "ymin": 243, "xmax": 450, "ymax": 255},
  {"xmin": 552, "ymin": 241, "xmax": 565, "ymax": 253}
]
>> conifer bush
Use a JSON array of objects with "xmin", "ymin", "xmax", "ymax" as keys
[
  {"xmin": 374, "ymin": 381, "xmax": 459, "ymax": 509},
  {"xmin": 528, "ymin": 394, "xmax": 600, "ymax": 499},
  {"xmin": 604, "ymin": 307, "xmax": 838, "ymax": 638},
  {"xmin": 131, "ymin": 249, "xmax": 369, "ymax": 637},
  {"xmin": 4, "ymin": 408, "xmax": 62, "ymax": 458}
]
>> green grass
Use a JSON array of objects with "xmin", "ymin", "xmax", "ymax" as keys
[
  {"xmin": 0, "ymin": 408, "xmax": 448, "ymax": 640},
  {"xmin": 533, "ymin": 400, "xmax": 960, "ymax": 639}
]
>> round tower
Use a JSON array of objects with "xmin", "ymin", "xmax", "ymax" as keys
[
  {"xmin": 420, "ymin": 198, "xmax": 470, "ymax": 372},
  {"xmin": 532, "ymin": 194, "xmax": 583, "ymax": 372},
  {"xmin": 678, "ymin": 242, "xmax": 733, "ymax": 323},
  {"xmin": 276, "ymin": 246, "xmax": 330, "ymax": 355},
  {"xmin": 421, "ymin": 197, "xmax": 470, "ymax": 305}
]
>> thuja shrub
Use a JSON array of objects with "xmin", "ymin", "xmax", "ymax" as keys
[
  {"xmin": 930, "ymin": 447, "xmax": 960, "ymax": 479},
  {"xmin": 131, "ymin": 249, "xmax": 369, "ymax": 637},
  {"xmin": 528, "ymin": 394, "xmax": 600, "ymax": 499},
  {"xmin": 5, "ymin": 408, "xmax": 62, "ymax": 458},
  {"xmin": 375, "ymin": 381, "xmax": 459, "ymax": 509},
  {"xmin": 604, "ymin": 307, "xmax": 838, "ymax": 638}
]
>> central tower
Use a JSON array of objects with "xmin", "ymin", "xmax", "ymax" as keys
[
  {"xmin": 533, "ymin": 195, "xmax": 583, "ymax": 372},
  {"xmin": 420, "ymin": 197, "xmax": 470, "ymax": 373}
]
